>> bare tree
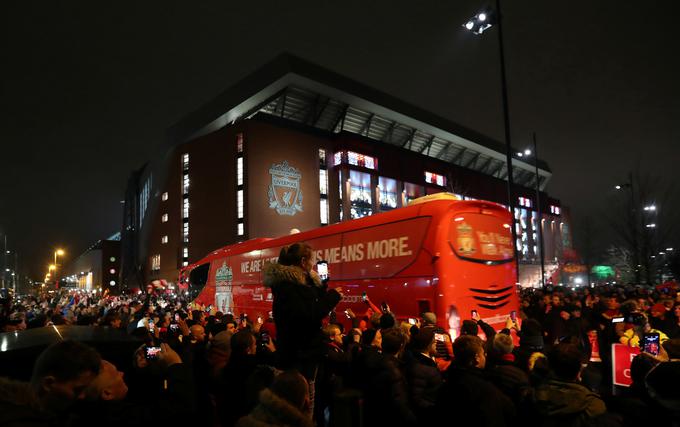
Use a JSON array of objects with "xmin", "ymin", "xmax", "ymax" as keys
[{"xmin": 605, "ymin": 169, "xmax": 679, "ymax": 284}]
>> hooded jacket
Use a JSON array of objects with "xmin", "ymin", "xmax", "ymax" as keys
[
  {"xmin": 535, "ymin": 379, "xmax": 606, "ymax": 426},
  {"xmin": 263, "ymin": 263, "xmax": 341, "ymax": 367},
  {"xmin": 235, "ymin": 388, "xmax": 313, "ymax": 427}
]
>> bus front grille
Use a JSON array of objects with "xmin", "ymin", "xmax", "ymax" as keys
[{"xmin": 470, "ymin": 286, "xmax": 513, "ymax": 310}]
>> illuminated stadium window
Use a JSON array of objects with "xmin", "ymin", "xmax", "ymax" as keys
[
  {"xmin": 319, "ymin": 169, "xmax": 328, "ymax": 195},
  {"xmin": 183, "ymin": 173, "xmax": 189, "ymax": 195},
  {"xmin": 237, "ymin": 157, "xmax": 243, "ymax": 186},
  {"xmin": 320, "ymin": 199, "xmax": 329, "ymax": 225},
  {"xmin": 161, "ymin": 235, "xmax": 168, "ymax": 244},
  {"xmin": 333, "ymin": 151, "xmax": 377, "ymax": 170},
  {"xmin": 161, "ymin": 213, "xmax": 168, "ymax": 223},
  {"xmin": 236, "ymin": 133, "xmax": 244, "ymax": 153},
  {"xmin": 182, "ymin": 247, "xmax": 188, "ymax": 259},
  {"xmin": 404, "ymin": 182, "xmax": 424, "ymax": 204},
  {"xmin": 237, "ymin": 222, "xmax": 244, "ymax": 236},
  {"xmin": 183, "ymin": 221, "xmax": 189, "ymax": 243},
  {"xmin": 151, "ymin": 255, "xmax": 160, "ymax": 271},
  {"xmin": 161, "ymin": 192, "xmax": 168, "ymax": 201},
  {"xmin": 378, "ymin": 176, "xmax": 397, "ymax": 211},
  {"xmin": 183, "ymin": 198, "xmax": 189, "ymax": 219},
  {"xmin": 424, "ymin": 171, "xmax": 446, "ymax": 187},
  {"xmin": 349, "ymin": 170, "xmax": 372, "ymax": 219},
  {"xmin": 237, "ymin": 190, "xmax": 244, "ymax": 219}
]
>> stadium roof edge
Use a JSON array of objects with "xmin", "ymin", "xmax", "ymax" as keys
[{"xmin": 167, "ymin": 53, "xmax": 551, "ymax": 178}]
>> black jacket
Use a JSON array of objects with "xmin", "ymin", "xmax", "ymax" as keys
[
  {"xmin": 263, "ymin": 263, "xmax": 341, "ymax": 368},
  {"xmin": 406, "ymin": 351, "xmax": 442, "ymax": 424},
  {"xmin": 363, "ymin": 354, "xmax": 417, "ymax": 427},
  {"xmin": 436, "ymin": 364, "xmax": 516, "ymax": 427}
]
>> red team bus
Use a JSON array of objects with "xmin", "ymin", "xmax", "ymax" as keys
[{"xmin": 179, "ymin": 194, "xmax": 519, "ymax": 338}]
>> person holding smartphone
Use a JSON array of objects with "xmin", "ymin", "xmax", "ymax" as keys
[{"xmin": 263, "ymin": 242, "xmax": 343, "ymax": 418}]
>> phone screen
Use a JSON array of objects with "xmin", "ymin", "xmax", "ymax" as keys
[
  {"xmin": 361, "ymin": 292, "xmax": 367, "ymax": 302},
  {"xmin": 317, "ymin": 261, "xmax": 329, "ymax": 280},
  {"xmin": 510, "ymin": 311, "xmax": 517, "ymax": 321},
  {"xmin": 169, "ymin": 323, "xmax": 179, "ymax": 332},
  {"xmin": 612, "ymin": 317, "xmax": 624, "ymax": 323},
  {"xmin": 260, "ymin": 331, "xmax": 270, "ymax": 343},
  {"xmin": 643, "ymin": 333, "xmax": 660, "ymax": 356},
  {"xmin": 145, "ymin": 346, "xmax": 162, "ymax": 360},
  {"xmin": 434, "ymin": 333, "xmax": 445, "ymax": 342},
  {"xmin": 408, "ymin": 318, "xmax": 416, "ymax": 325}
]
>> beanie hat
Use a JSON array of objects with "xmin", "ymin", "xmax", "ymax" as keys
[
  {"xmin": 461, "ymin": 320, "xmax": 479, "ymax": 336},
  {"xmin": 422, "ymin": 312, "xmax": 437, "ymax": 325},
  {"xmin": 411, "ymin": 327, "xmax": 436, "ymax": 352},
  {"xmin": 212, "ymin": 330, "xmax": 233, "ymax": 352}
]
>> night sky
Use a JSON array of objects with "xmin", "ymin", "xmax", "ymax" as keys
[{"xmin": 3, "ymin": 1, "xmax": 680, "ymax": 279}]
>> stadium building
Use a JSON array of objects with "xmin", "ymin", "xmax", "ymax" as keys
[{"xmin": 121, "ymin": 54, "xmax": 573, "ymax": 290}]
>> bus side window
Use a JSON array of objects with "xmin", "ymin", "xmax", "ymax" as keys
[
  {"xmin": 418, "ymin": 300, "xmax": 431, "ymax": 316},
  {"xmin": 188, "ymin": 263, "xmax": 210, "ymax": 301}
]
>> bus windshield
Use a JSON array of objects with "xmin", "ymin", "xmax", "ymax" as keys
[{"xmin": 449, "ymin": 212, "xmax": 514, "ymax": 264}]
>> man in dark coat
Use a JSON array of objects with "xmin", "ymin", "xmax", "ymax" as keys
[
  {"xmin": 436, "ymin": 335, "xmax": 516, "ymax": 427},
  {"xmin": 66, "ymin": 343, "xmax": 196, "ymax": 427},
  {"xmin": 406, "ymin": 326, "xmax": 442, "ymax": 425},
  {"xmin": 535, "ymin": 343, "xmax": 606, "ymax": 426},
  {"xmin": 363, "ymin": 328, "xmax": 417, "ymax": 427}
]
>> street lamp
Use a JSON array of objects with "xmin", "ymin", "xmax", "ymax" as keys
[
  {"xmin": 518, "ymin": 133, "xmax": 546, "ymax": 288},
  {"xmin": 463, "ymin": 1, "xmax": 521, "ymax": 285},
  {"xmin": 53, "ymin": 249, "xmax": 65, "ymax": 289}
]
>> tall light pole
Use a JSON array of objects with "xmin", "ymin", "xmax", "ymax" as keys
[
  {"xmin": 615, "ymin": 173, "xmax": 641, "ymax": 283},
  {"xmin": 517, "ymin": 134, "xmax": 546, "ymax": 287},
  {"xmin": 463, "ymin": 2, "xmax": 520, "ymax": 285}
]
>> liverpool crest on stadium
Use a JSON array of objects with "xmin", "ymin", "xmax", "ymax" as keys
[{"xmin": 268, "ymin": 161, "xmax": 303, "ymax": 216}]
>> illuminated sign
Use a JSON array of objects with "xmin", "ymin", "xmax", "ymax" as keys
[{"xmin": 268, "ymin": 161, "xmax": 303, "ymax": 216}]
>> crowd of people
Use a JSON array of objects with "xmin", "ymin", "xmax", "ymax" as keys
[{"xmin": 0, "ymin": 245, "xmax": 679, "ymax": 426}]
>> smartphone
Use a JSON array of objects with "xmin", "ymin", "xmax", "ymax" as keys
[
  {"xmin": 144, "ymin": 345, "xmax": 162, "ymax": 360},
  {"xmin": 434, "ymin": 333, "xmax": 445, "ymax": 342},
  {"xmin": 471, "ymin": 309, "xmax": 478, "ymax": 318},
  {"xmin": 380, "ymin": 301, "xmax": 389, "ymax": 313},
  {"xmin": 317, "ymin": 261, "xmax": 329, "ymax": 281},
  {"xmin": 612, "ymin": 317, "xmax": 624, "ymax": 323},
  {"xmin": 408, "ymin": 318, "xmax": 417, "ymax": 325},
  {"xmin": 344, "ymin": 309, "xmax": 351, "ymax": 319},
  {"xmin": 239, "ymin": 313, "xmax": 247, "ymax": 322},
  {"xmin": 510, "ymin": 310, "xmax": 517, "ymax": 322},
  {"xmin": 260, "ymin": 330, "xmax": 270, "ymax": 344},
  {"xmin": 169, "ymin": 323, "xmax": 179, "ymax": 332},
  {"xmin": 361, "ymin": 292, "xmax": 367, "ymax": 303},
  {"xmin": 642, "ymin": 333, "xmax": 660, "ymax": 356}
]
